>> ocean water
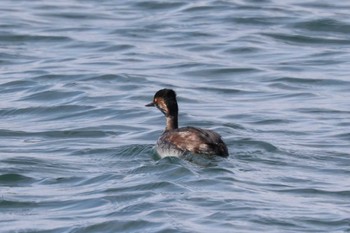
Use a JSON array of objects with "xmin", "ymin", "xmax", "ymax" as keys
[{"xmin": 1, "ymin": 0, "xmax": 350, "ymax": 232}]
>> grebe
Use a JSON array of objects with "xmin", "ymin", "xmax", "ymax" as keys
[{"xmin": 146, "ymin": 89, "xmax": 228, "ymax": 158}]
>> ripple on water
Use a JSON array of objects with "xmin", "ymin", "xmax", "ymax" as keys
[
  {"xmin": 20, "ymin": 90, "xmax": 84, "ymax": 103},
  {"xmin": 0, "ymin": 173, "xmax": 36, "ymax": 187},
  {"xmin": 262, "ymin": 32, "xmax": 350, "ymax": 45},
  {"xmin": 293, "ymin": 18, "xmax": 350, "ymax": 34},
  {"xmin": 0, "ymin": 34, "xmax": 72, "ymax": 43},
  {"xmin": 1, "ymin": 0, "xmax": 350, "ymax": 232}
]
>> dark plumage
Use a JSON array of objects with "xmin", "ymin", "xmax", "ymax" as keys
[{"xmin": 146, "ymin": 89, "xmax": 228, "ymax": 158}]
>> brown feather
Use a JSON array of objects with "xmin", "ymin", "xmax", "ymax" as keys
[{"xmin": 158, "ymin": 127, "xmax": 228, "ymax": 157}]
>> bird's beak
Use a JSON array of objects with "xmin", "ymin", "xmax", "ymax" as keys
[{"xmin": 145, "ymin": 102, "xmax": 155, "ymax": 107}]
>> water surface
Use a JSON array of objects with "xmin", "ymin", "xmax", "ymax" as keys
[{"xmin": 1, "ymin": 0, "xmax": 350, "ymax": 232}]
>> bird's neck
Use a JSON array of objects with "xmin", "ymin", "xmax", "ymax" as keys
[{"xmin": 165, "ymin": 115, "xmax": 178, "ymax": 131}]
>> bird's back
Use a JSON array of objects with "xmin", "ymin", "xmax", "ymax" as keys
[{"xmin": 157, "ymin": 126, "xmax": 228, "ymax": 157}]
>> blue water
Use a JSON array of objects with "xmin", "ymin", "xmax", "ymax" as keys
[{"xmin": 1, "ymin": 0, "xmax": 350, "ymax": 232}]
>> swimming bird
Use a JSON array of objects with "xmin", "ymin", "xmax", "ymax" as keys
[{"xmin": 146, "ymin": 89, "xmax": 228, "ymax": 158}]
